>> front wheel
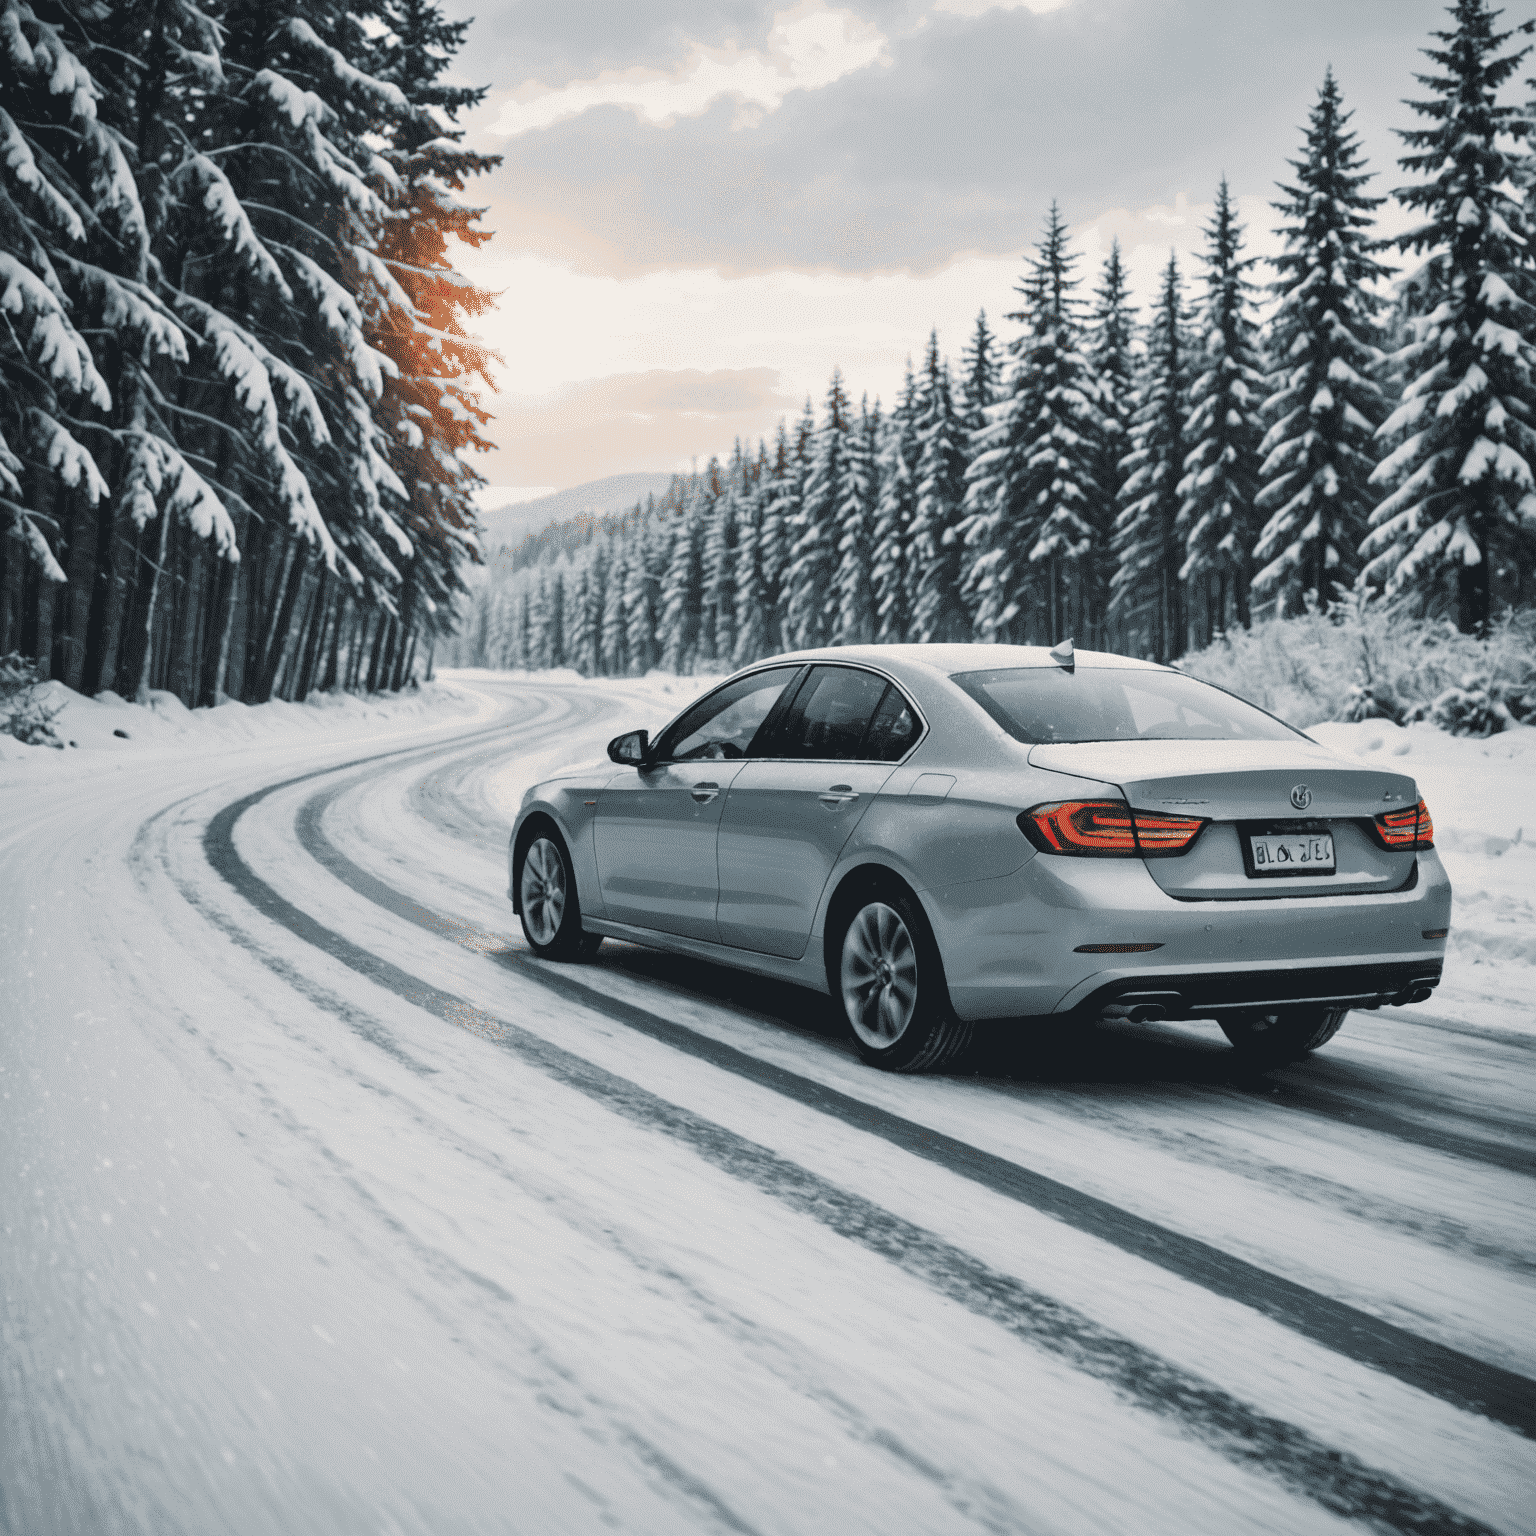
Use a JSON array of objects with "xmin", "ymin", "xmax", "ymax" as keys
[
  {"xmin": 1221, "ymin": 1007, "xmax": 1347, "ymax": 1067},
  {"xmin": 835, "ymin": 891, "xmax": 971, "ymax": 1073},
  {"xmin": 517, "ymin": 831, "xmax": 602, "ymax": 961}
]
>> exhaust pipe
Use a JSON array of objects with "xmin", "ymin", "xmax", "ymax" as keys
[{"xmin": 1101, "ymin": 1002, "xmax": 1165, "ymax": 1023}]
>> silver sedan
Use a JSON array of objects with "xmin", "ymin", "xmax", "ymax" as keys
[{"xmin": 509, "ymin": 644, "xmax": 1451, "ymax": 1072}]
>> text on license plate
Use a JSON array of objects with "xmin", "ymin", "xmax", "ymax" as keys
[{"xmin": 1250, "ymin": 832, "xmax": 1334, "ymax": 875}]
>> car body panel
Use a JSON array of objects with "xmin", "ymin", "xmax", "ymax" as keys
[
  {"xmin": 509, "ymin": 643, "xmax": 1452, "ymax": 1028},
  {"xmin": 593, "ymin": 760, "xmax": 748, "ymax": 940},
  {"xmin": 716, "ymin": 760, "xmax": 896, "ymax": 956}
]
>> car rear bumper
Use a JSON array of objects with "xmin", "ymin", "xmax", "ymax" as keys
[
  {"xmin": 1065, "ymin": 959, "xmax": 1442, "ymax": 1024},
  {"xmin": 925, "ymin": 848, "xmax": 1452, "ymax": 1022}
]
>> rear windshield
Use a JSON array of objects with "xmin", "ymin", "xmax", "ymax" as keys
[{"xmin": 950, "ymin": 666, "xmax": 1299, "ymax": 745}]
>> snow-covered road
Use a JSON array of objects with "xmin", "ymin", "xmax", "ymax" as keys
[{"xmin": 3, "ymin": 676, "xmax": 1533, "ymax": 1536}]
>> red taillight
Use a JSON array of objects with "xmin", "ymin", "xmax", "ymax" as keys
[
  {"xmin": 1373, "ymin": 797, "xmax": 1434, "ymax": 850},
  {"xmin": 1019, "ymin": 801, "xmax": 1207, "ymax": 858}
]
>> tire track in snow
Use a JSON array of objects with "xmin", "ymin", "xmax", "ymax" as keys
[
  {"xmin": 286, "ymin": 763, "xmax": 1536, "ymax": 1443},
  {"xmin": 402, "ymin": 725, "xmax": 1536, "ymax": 1182},
  {"xmin": 194, "ymin": 754, "xmax": 1519, "ymax": 1534}
]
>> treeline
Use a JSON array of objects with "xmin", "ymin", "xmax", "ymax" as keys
[
  {"xmin": 0, "ymin": 0, "xmax": 496, "ymax": 706},
  {"xmin": 455, "ymin": 4, "xmax": 1536, "ymax": 678}
]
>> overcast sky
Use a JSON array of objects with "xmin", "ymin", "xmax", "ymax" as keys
[{"xmin": 440, "ymin": 0, "xmax": 1466, "ymax": 498}]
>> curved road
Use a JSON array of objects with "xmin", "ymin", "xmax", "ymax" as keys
[{"xmin": 2, "ymin": 677, "xmax": 1533, "ymax": 1536}]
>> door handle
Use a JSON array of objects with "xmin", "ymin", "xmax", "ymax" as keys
[
  {"xmin": 818, "ymin": 784, "xmax": 859, "ymax": 807},
  {"xmin": 691, "ymin": 781, "xmax": 720, "ymax": 803}
]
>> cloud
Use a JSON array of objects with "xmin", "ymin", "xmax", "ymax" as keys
[
  {"xmin": 931, "ymin": 0, "xmax": 1070, "ymax": 14},
  {"xmin": 486, "ymin": 1, "xmax": 889, "ymax": 137},
  {"xmin": 478, "ymin": 368, "xmax": 800, "ymax": 486},
  {"xmin": 462, "ymin": 0, "xmax": 1447, "ymax": 278}
]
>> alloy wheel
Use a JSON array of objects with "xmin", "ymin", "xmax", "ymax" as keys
[
  {"xmin": 841, "ymin": 902, "xmax": 919, "ymax": 1049},
  {"xmin": 520, "ymin": 837, "xmax": 567, "ymax": 947}
]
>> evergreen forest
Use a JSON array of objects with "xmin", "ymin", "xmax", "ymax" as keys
[
  {"xmin": 1, "ymin": 0, "xmax": 495, "ymax": 704},
  {"xmin": 454, "ymin": 2, "xmax": 1536, "ymax": 679}
]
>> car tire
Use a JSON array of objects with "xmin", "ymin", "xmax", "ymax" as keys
[
  {"xmin": 1220, "ymin": 1007, "xmax": 1347, "ymax": 1066},
  {"xmin": 832, "ymin": 886, "xmax": 972, "ymax": 1073},
  {"xmin": 516, "ymin": 827, "xmax": 602, "ymax": 961}
]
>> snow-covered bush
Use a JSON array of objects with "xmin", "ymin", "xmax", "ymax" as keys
[
  {"xmin": 1429, "ymin": 679, "xmax": 1513, "ymax": 737},
  {"xmin": 1177, "ymin": 600, "xmax": 1536, "ymax": 730},
  {"xmin": 0, "ymin": 653, "xmax": 63, "ymax": 748}
]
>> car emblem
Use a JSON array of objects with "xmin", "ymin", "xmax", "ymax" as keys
[{"xmin": 1290, "ymin": 783, "xmax": 1312, "ymax": 810}]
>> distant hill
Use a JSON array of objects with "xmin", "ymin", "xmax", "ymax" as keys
[{"xmin": 476, "ymin": 473, "xmax": 677, "ymax": 551}]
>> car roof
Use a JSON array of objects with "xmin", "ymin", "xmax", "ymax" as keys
[{"xmin": 757, "ymin": 643, "xmax": 1172, "ymax": 685}]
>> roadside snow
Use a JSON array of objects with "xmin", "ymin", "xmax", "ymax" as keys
[
  {"xmin": 1309, "ymin": 720, "xmax": 1536, "ymax": 1031},
  {"xmin": 0, "ymin": 678, "xmax": 499, "ymax": 787}
]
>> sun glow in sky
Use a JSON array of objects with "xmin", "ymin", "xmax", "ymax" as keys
[{"xmin": 442, "ymin": 0, "xmax": 1447, "ymax": 494}]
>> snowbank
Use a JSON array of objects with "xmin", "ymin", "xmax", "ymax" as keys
[
  {"xmin": 0, "ymin": 678, "xmax": 495, "ymax": 787},
  {"xmin": 1308, "ymin": 719, "xmax": 1536, "ymax": 1027}
]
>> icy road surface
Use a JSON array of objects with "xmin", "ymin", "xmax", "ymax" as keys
[{"xmin": 3, "ymin": 676, "xmax": 1533, "ymax": 1536}]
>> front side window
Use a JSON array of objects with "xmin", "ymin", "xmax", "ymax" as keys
[
  {"xmin": 951, "ymin": 666, "xmax": 1299, "ymax": 745},
  {"xmin": 657, "ymin": 667, "xmax": 800, "ymax": 761},
  {"xmin": 770, "ymin": 667, "xmax": 914, "ymax": 761}
]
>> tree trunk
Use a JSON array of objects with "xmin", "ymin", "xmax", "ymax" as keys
[
  {"xmin": 61, "ymin": 492, "xmax": 99, "ymax": 692},
  {"xmin": 257, "ymin": 545, "xmax": 308, "ymax": 701},
  {"xmin": 133, "ymin": 509, "xmax": 173, "ymax": 704},
  {"xmin": 294, "ymin": 569, "xmax": 329, "ymax": 702},
  {"xmin": 322, "ymin": 591, "xmax": 345, "ymax": 691}
]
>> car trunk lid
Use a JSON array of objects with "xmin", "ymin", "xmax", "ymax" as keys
[{"xmin": 1027, "ymin": 739, "xmax": 1420, "ymax": 899}]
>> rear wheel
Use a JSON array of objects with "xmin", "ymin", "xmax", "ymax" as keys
[
  {"xmin": 1221, "ymin": 1007, "xmax": 1347, "ymax": 1067},
  {"xmin": 834, "ymin": 889, "xmax": 971, "ymax": 1073},
  {"xmin": 517, "ymin": 830, "xmax": 602, "ymax": 961}
]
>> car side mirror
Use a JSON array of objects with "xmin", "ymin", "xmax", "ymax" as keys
[{"xmin": 607, "ymin": 729, "xmax": 651, "ymax": 766}]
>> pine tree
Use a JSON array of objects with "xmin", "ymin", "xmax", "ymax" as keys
[
  {"xmin": 1086, "ymin": 242, "xmax": 1138, "ymax": 646},
  {"xmin": 700, "ymin": 477, "xmax": 737, "ymax": 666},
  {"xmin": 959, "ymin": 309, "xmax": 1000, "ymax": 438},
  {"xmin": 1254, "ymin": 70, "xmax": 1392, "ymax": 613},
  {"xmin": 960, "ymin": 203, "xmax": 1102, "ymax": 642},
  {"xmin": 624, "ymin": 510, "xmax": 660, "ymax": 675},
  {"xmin": 659, "ymin": 482, "xmax": 706, "ymax": 671},
  {"xmin": 731, "ymin": 477, "xmax": 766, "ymax": 666},
  {"xmin": 833, "ymin": 395, "xmax": 879, "ymax": 644},
  {"xmin": 1364, "ymin": 1, "xmax": 1536, "ymax": 632},
  {"xmin": 785, "ymin": 371, "xmax": 849, "ymax": 649},
  {"xmin": 1178, "ymin": 178, "xmax": 1266, "ymax": 644},
  {"xmin": 910, "ymin": 334, "xmax": 970, "ymax": 641},
  {"xmin": 1113, "ymin": 254, "xmax": 1190, "ymax": 662},
  {"xmin": 601, "ymin": 536, "xmax": 629, "ymax": 675},
  {"xmin": 871, "ymin": 363, "xmax": 918, "ymax": 643}
]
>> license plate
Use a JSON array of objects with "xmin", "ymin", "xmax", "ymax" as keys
[{"xmin": 1249, "ymin": 832, "xmax": 1334, "ymax": 876}]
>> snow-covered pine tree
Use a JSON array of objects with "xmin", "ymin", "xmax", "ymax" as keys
[
  {"xmin": 700, "ymin": 476, "xmax": 737, "ymax": 666},
  {"xmin": 1364, "ymin": 1, "xmax": 1536, "ymax": 632},
  {"xmin": 731, "ymin": 470, "xmax": 766, "ymax": 666},
  {"xmin": 601, "ymin": 535, "xmax": 629, "ymax": 675},
  {"xmin": 1113, "ymin": 254, "xmax": 1189, "ymax": 660},
  {"xmin": 832, "ymin": 395, "xmax": 878, "ymax": 645},
  {"xmin": 1177, "ymin": 178, "xmax": 1266, "ymax": 645},
  {"xmin": 959, "ymin": 309, "xmax": 1000, "ymax": 439},
  {"xmin": 910, "ymin": 334, "xmax": 971, "ymax": 641},
  {"xmin": 1255, "ymin": 69, "xmax": 1392, "ymax": 614},
  {"xmin": 0, "ymin": 0, "xmax": 238, "ymax": 694},
  {"xmin": 960, "ymin": 203, "xmax": 1102, "ymax": 642},
  {"xmin": 871, "ymin": 362, "xmax": 918, "ymax": 643},
  {"xmin": 1086, "ymin": 241, "xmax": 1138, "ymax": 646},
  {"xmin": 362, "ymin": 0, "xmax": 501, "ymax": 683},
  {"xmin": 624, "ymin": 506, "xmax": 661, "ymax": 675},
  {"xmin": 785, "ymin": 371, "xmax": 849, "ymax": 649},
  {"xmin": 748, "ymin": 422, "xmax": 794, "ymax": 659},
  {"xmin": 567, "ymin": 561, "xmax": 595, "ymax": 676},
  {"xmin": 659, "ymin": 481, "xmax": 706, "ymax": 672}
]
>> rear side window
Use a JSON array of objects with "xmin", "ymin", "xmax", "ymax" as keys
[
  {"xmin": 864, "ymin": 684, "xmax": 919, "ymax": 761},
  {"xmin": 769, "ymin": 667, "xmax": 919, "ymax": 761},
  {"xmin": 951, "ymin": 666, "xmax": 1299, "ymax": 744}
]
